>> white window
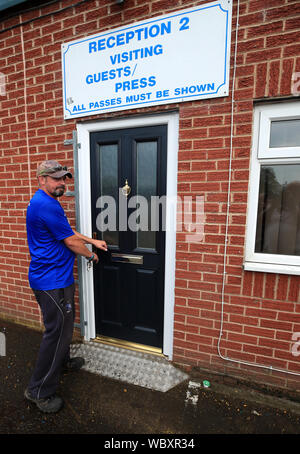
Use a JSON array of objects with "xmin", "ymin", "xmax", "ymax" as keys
[{"xmin": 244, "ymin": 102, "xmax": 300, "ymax": 275}]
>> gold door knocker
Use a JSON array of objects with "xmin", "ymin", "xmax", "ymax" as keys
[{"xmin": 121, "ymin": 179, "xmax": 131, "ymax": 197}]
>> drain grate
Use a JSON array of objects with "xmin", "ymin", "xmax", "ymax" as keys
[{"xmin": 70, "ymin": 342, "xmax": 189, "ymax": 392}]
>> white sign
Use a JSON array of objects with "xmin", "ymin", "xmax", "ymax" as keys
[{"xmin": 62, "ymin": 1, "xmax": 232, "ymax": 119}]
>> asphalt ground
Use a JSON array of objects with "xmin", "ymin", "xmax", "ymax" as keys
[{"xmin": 1, "ymin": 317, "xmax": 300, "ymax": 442}]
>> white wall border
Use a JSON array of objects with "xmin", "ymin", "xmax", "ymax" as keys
[{"xmin": 77, "ymin": 112, "xmax": 179, "ymax": 360}]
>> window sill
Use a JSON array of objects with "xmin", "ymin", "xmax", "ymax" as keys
[{"xmin": 243, "ymin": 261, "xmax": 300, "ymax": 276}]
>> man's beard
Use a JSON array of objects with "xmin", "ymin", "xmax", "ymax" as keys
[{"xmin": 51, "ymin": 186, "xmax": 65, "ymax": 197}]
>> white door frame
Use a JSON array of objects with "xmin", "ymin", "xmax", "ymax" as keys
[{"xmin": 76, "ymin": 112, "xmax": 179, "ymax": 359}]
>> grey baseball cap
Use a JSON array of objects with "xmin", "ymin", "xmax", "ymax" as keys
[{"xmin": 37, "ymin": 160, "xmax": 72, "ymax": 179}]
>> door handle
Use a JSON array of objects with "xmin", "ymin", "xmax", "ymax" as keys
[
  {"xmin": 121, "ymin": 179, "xmax": 131, "ymax": 197},
  {"xmin": 111, "ymin": 253, "xmax": 143, "ymax": 264}
]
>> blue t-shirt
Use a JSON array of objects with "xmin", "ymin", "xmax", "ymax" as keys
[{"xmin": 26, "ymin": 189, "xmax": 75, "ymax": 290}]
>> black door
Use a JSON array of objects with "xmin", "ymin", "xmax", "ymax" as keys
[{"xmin": 90, "ymin": 125, "xmax": 167, "ymax": 348}]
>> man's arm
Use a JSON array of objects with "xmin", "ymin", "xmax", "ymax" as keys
[
  {"xmin": 72, "ymin": 230, "xmax": 107, "ymax": 251},
  {"xmin": 63, "ymin": 235, "xmax": 99, "ymax": 263}
]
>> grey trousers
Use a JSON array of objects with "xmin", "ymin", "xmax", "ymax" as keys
[{"xmin": 27, "ymin": 283, "xmax": 75, "ymax": 399}]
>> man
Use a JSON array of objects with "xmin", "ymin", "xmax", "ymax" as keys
[{"xmin": 25, "ymin": 160, "xmax": 107, "ymax": 413}]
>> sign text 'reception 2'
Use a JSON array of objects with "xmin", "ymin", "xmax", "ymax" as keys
[{"xmin": 62, "ymin": 1, "xmax": 232, "ymax": 119}]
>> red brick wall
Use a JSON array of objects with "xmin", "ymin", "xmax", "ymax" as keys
[
  {"xmin": 173, "ymin": 0, "xmax": 300, "ymax": 390},
  {"xmin": 0, "ymin": 0, "xmax": 299, "ymax": 390}
]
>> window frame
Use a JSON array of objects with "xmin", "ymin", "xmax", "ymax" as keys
[{"xmin": 244, "ymin": 101, "xmax": 300, "ymax": 276}]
